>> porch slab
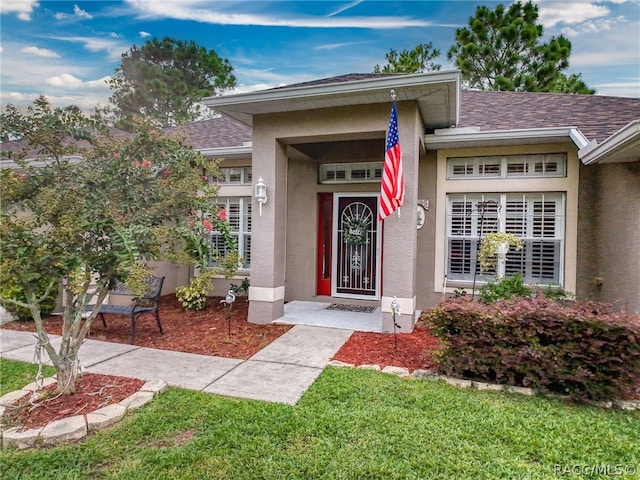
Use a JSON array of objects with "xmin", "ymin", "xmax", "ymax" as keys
[
  {"xmin": 84, "ymin": 347, "xmax": 243, "ymax": 390},
  {"xmin": 275, "ymin": 301, "xmax": 383, "ymax": 332},
  {"xmin": 202, "ymin": 360, "xmax": 322, "ymax": 405}
]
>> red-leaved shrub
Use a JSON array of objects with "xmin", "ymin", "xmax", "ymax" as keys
[{"xmin": 424, "ymin": 296, "xmax": 640, "ymax": 401}]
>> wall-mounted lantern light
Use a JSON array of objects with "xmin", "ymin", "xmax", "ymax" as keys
[{"xmin": 255, "ymin": 176, "xmax": 267, "ymax": 216}]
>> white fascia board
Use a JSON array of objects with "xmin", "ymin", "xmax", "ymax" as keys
[
  {"xmin": 203, "ymin": 71, "xmax": 460, "ymax": 108},
  {"xmin": 579, "ymin": 120, "xmax": 640, "ymax": 165},
  {"xmin": 197, "ymin": 145, "xmax": 253, "ymax": 159},
  {"xmin": 424, "ymin": 126, "xmax": 585, "ymax": 149}
]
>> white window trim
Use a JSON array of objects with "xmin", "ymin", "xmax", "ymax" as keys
[
  {"xmin": 445, "ymin": 192, "xmax": 565, "ymax": 285},
  {"xmin": 209, "ymin": 196, "xmax": 252, "ymax": 271},
  {"xmin": 434, "ymin": 144, "xmax": 579, "ymax": 294}
]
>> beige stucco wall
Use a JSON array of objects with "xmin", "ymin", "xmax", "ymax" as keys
[
  {"xmin": 416, "ymin": 150, "xmax": 439, "ymax": 308},
  {"xmin": 585, "ymin": 162, "xmax": 640, "ymax": 313}
]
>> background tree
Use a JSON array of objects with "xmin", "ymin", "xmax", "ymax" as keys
[
  {"xmin": 107, "ymin": 37, "xmax": 236, "ymax": 130},
  {"xmin": 447, "ymin": 1, "xmax": 594, "ymax": 93},
  {"xmin": 374, "ymin": 42, "xmax": 442, "ymax": 73},
  {"xmin": 0, "ymin": 96, "xmax": 236, "ymax": 395}
]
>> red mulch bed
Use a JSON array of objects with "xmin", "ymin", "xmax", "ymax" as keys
[
  {"xmin": 3, "ymin": 294, "xmax": 292, "ymax": 360},
  {"xmin": 3, "ymin": 373, "xmax": 144, "ymax": 431},
  {"xmin": 331, "ymin": 323, "xmax": 439, "ymax": 372}
]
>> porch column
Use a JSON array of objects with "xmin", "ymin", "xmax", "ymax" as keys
[
  {"xmin": 248, "ymin": 134, "xmax": 287, "ymax": 324},
  {"xmin": 380, "ymin": 103, "xmax": 421, "ymax": 332}
]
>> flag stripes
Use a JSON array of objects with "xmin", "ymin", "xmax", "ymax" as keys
[{"xmin": 379, "ymin": 101, "xmax": 404, "ymax": 221}]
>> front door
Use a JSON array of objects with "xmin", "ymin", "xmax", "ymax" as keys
[{"xmin": 332, "ymin": 194, "xmax": 381, "ymax": 299}]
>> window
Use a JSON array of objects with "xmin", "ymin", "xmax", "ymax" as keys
[
  {"xmin": 446, "ymin": 193, "xmax": 564, "ymax": 285},
  {"xmin": 209, "ymin": 197, "xmax": 251, "ymax": 269},
  {"xmin": 447, "ymin": 154, "xmax": 566, "ymax": 179},
  {"xmin": 319, "ymin": 162, "xmax": 383, "ymax": 184},
  {"xmin": 211, "ymin": 167, "xmax": 252, "ymax": 185}
]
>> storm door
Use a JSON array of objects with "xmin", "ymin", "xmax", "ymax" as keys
[{"xmin": 332, "ymin": 194, "xmax": 381, "ymax": 299}]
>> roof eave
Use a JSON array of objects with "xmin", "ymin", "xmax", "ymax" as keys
[
  {"xmin": 203, "ymin": 71, "xmax": 460, "ymax": 130},
  {"xmin": 424, "ymin": 126, "xmax": 587, "ymax": 150},
  {"xmin": 579, "ymin": 120, "xmax": 640, "ymax": 165},
  {"xmin": 197, "ymin": 145, "xmax": 253, "ymax": 159}
]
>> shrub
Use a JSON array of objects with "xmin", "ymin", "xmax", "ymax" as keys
[
  {"xmin": 230, "ymin": 277, "xmax": 250, "ymax": 300},
  {"xmin": 478, "ymin": 272, "xmax": 532, "ymax": 304},
  {"xmin": 425, "ymin": 296, "xmax": 640, "ymax": 401},
  {"xmin": 176, "ymin": 268, "xmax": 217, "ymax": 311},
  {"xmin": 0, "ymin": 276, "xmax": 58, "ymax": 321}
]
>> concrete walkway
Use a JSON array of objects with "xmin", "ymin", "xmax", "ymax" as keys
[{"xmin": 0, "ymin": 325, "xmax": 353, "ymax": 406}]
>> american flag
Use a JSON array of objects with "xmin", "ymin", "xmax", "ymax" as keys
[{"xmin": 379, "ymin": 101, "xmax": 404, "ymax": 220}]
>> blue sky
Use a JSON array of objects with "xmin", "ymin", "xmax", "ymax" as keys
[{"xmin": 1, "ymin": 0, "xmax": 639, "ymax": 113}]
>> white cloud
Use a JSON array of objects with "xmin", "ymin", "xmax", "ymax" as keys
[
  {"xmin": 561, "ymin": 15, "xmax": 626, "ymax": 35},
  {"xmin": 1, "ymin": 90, "xmax": 111, "ymax": 114},
  {"xmin": 45, "ymin": 73, "xmax": 111, "ymax": 90},
  {"xmin": 538, "ymin": 2, "xmax": 610, "ymax": 28},
  {"xmin": 54, "ymin": 4, "xmax": 93, "ymax": 21},
  {"xmin": 328, "ymin": 1, "xmax": 364, "ymax": 17},
  {"xmin": 1, "ymin": 0, "xmax": 39, "ymax": 21},
  {"xmin": 314, "ymin": 41, "xmax": 369, "ymax": 51},
  {"xmin": 593, "ymin": 79, "xmax": 640, "ymax": 97},
  {"xmin": 45, "ymin": 73, "xmax": 84, "ymax": 88},
  {"xmin": 50, "ymin": 36, "xmax": 129, "ymax": 61},
  {"xmin": 73, "ymin": 4, "xmax": 92, "ymax": 19},
  {"xmin": 125, "ymin": 0, "xmax": 444, "ymax": 29},
  {"xmin": 21, "ymin": 46, "xmax": 60, "ymax": 58},
  {"xmin": 139, "ymin": 31, "xmax": 151, "ymax": 37}
]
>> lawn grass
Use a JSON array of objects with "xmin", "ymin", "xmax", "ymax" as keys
[
  {"xmin": 1, "ymin": 359, "xmax": 638, "ymax": 479},
  {"xmin": 1, "ymin": 359, "xmax": 55, "ymax": 396}
]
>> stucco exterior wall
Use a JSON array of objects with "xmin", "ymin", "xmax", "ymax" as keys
[
  {"xmin": 416, "ymin": 150, "xmax": 439, "ymax": 308},
  {"xmin": 576, "ymin": 163, "xmax": 599, "ymax": 301},
  {"xmin": 593, "ymin": 162, "xmax": 640, "ymax": 313}
]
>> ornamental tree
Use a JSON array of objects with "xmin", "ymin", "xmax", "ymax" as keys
[
  {"xmin": 447, "ymin": 1, "xmax": 594, "ymax": 93},
  {"xmin": 0, "ymin": 96, "xmax": 235, "ymax": 395}
]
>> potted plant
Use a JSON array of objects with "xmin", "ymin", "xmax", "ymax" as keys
[{"xmin": 478, "ymin": 232, "xmax": 523, "ymax": 274}]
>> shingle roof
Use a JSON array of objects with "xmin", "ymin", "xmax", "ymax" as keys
[
  {"xmin": 1, "ymin": 117, "xmax": 251, "ymax": 160},
  {"xmin": 459, "ymin": 90, "xmax": 640, "ymax": 142},
  {"xmin": 165, "ymin": 115, "xmax": 251, "ymax": 149},
  {"xmin": 268, "ymin": 73, "xmax": 402, "ymax": 90},
  {"xmin": 0, "ymin": 127, "xmax": 131, "ymax": 159}
]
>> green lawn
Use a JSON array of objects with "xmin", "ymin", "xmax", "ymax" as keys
[
  {"xmin": 1, "ymin": 359, "xmax": 638, "ymax": 479},
  {"xmin": 1, "ymin": 359, "xmax": 55, "ymax": 396}
]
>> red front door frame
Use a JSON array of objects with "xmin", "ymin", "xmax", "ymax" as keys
[{"xmin": 316, "ymin": 193, "xmax": 333, "ymax": 296}]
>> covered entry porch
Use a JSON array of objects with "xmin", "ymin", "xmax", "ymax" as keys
[{"xmin": 204, "ymin": 73, "xmax": 459, "ymax": 332}]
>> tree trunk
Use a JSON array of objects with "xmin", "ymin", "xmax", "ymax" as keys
[{"xmin": 55, "ymin": 356, "xmax": 78, "ymax": 395}]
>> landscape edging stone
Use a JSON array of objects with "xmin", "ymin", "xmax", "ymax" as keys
[{"xmin": 1, "ymin": 378, "xmax": 168, "ymax": 449}]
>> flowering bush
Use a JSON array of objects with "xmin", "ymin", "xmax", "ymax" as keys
[
  {"xmin": 425, "ymin": 296, "xmax": 640, "ymax": 401},
  {"xmin": 175, "ymin": 207, "xmax": 239, "ymax": 311},
  {"xmin": 176, "ymin": 268, "xmax": 217, "ymax": 311}
]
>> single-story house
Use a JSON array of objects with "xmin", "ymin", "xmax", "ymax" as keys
[
  {"xmin": 2, "ymin": 71, "xmax": 639, "ymax": 330},
  {"xmin": 179, "ymin": 71, "xmax": 639, "ymax": 330}
]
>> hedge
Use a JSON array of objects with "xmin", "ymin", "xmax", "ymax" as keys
[{"xmin": 425, "ymin": 296, "xmax": 640, "ymax": 401}]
